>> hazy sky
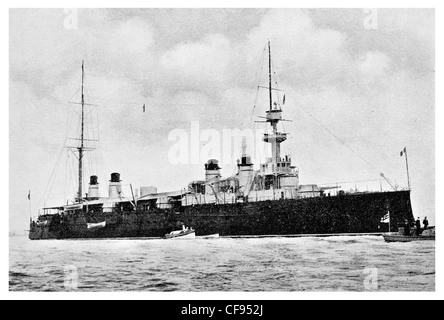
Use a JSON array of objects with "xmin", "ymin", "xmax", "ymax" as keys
[{"xmin": 10, "ymin": 8, "xmax": 435, "ymax": 233}]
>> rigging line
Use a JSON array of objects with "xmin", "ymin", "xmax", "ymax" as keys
[
  {"xmin": 254, "ymin": 46, "xmax": 267, "ymax": 104},
  {"xmin": 248, "ymin": 46, "xmax": 267, "ymax": 131},
  {"xmin": 98, "ymin": 110, "xmax": 109, "ymax": 182},
  {"xmin": 83, "ymin": 95, "xmax": 144, "ymax": 106},
  {"xmin": 251, "ymin": 46, "xmax": 267, "ymax": 135},
  {"xmin": 318, "ymin": 178, "xmax": 382, "ymax": 187},
  {"xmin": 251, "ymin": 45, "xmax": 267, "ymax": 90},
  {"xmin": 84, "ymin": 135, "xmax": 92, "ymax": 183},
  {"xmin": 299, "ymin": 106, "xmax": 381, "ymax": 174},
  {"xmin": 91, "ymin": 114, "xmax": 98, "ymax": 176},
  {"xmin": 85, "ymin": 150, "xmax": 90, "ymax": 181},
  {"xmin": 63, "ymin": 150, "xmax": 68, "ymax": 201},
  {"xmin": 89, "ymin": 86, "xmax": 102, "ymax": 178},
  {"xmin": 67, "ymin": 149, "xmax": 75, "ymax": 200},
  {"xmin": 63, "ymin": 149, "xmax": 69, "ymax": 200},
  {"xmin": 88, "ymin": 107, "xmax": 97, "ymax": 141},
  {"xmin": 41, "ymin": 137, "xmax": 68, "ymax": 207},
  {"xmin": 87, "ymin": 85, "xmax": 99, "ymax": 165},
  {"xmin": 80, "ymin": 106, "xmax": 97, "ymax": 121},
  {"xmin": 67, "ymin": 87, "xmax": 81, "ymax": 104},
  {"xmin": 86, "ymin": 151, "xmax": 94, "ymax": 181},
  {"xmin": 84, "ymin": 95, "xmax": 252, "ymax": 107},
  {"xmin": 45, "ymin": 152, "xmax": 64, "ymax": 206},
  {"xmin": 84, "ymin": 90, "xmax": 94, "ymax": 176},
  {"xmin": 271, "ymin": 60, "xmax": 288, "ymax": 134},
  {"xmin": 282, "ymin": 120, "xmax": 286, "ymax": 134},
  {"xmin": 64, "ymin": 151, "xmax": 72, "ymax": 203},
  {"xmin": 96, "ymin": 102, "xmax": 105, "ymax": 178},
  {"xmin": 43, "ymin": 140, "xmax": 66, "ymax": 198},
  {"xmin": 65, "ymin": 101, "xmax": 72, "ymax": 142},
  {"xmin": 85, "ymin": 84, "xmax": 94, "ymax": 101},
  {"xmin": 69, "ymin": 104, "xmax": 81, "ymax": 120},
  {"xmin": 70, "ymin": 150, "xmax": 77, "ymax": 200},
  {"xmin": 73, "ymin": 104, "xmax": 82, "ymax": 148},
  {"xmin": 69, "ymin": 149, "xmax": 76, "ymax": 199},
  {"xmin": 89, "ymin": 148, "xmax": 94, "ymax": 177},
  {"xmin": 67, "ymin": 155, "xmax": 74, "ymax": 202},
  {"xmin": 273, "ymin": 60, "xmax": 285, "ymax": 133},
  {"xmin": 260, "ymin": 44, "xmax": 270, "ymax": 137},
  {"xmin": 85, "ymin": 106, "xmax": 95, "ymax": 176},
  {"xmin": 271, "ymin": 60, "xmax": 281, "ymax": 104}
]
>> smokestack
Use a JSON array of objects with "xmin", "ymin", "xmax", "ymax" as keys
[
  {"xmin": 88, "ymin": 175, "xmax": 100, "ymax": 199},
  {"xmin": 108, "ymin": 172, "xmax": 122, "ymax": 198},
  {"xmin": 111, "ymin": 173, "xmax": 120, "ymax": 183},
  {"xmin": 205, "ymin": 159, "xmax": 221, "ymax": 195}
]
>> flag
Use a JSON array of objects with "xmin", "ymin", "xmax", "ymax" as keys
[
  {"xmin": 400, "ymin": 147, "xmax": 406, "ymax": 157},
  {"xmin": 28, "ymin": 190, "xmax": 31, "ymax": 200},
  {"xmin": 143, "ymin": 104, "xmax": 145, "ymax": 113},
  {"xmin": 282, "ymin": 94, "xmax": 286, "ymax": 105}
]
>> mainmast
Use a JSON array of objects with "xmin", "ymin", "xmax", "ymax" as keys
[
  {"xmin": 262, "ymin": 42, "xmax": 287, "ymax": 164},
  {"xmin": 77, "ymin": 61, "xmax": 85, "ymax": 203},
  {"xmin": 268, "ymin": 41, "xmax": 273, "ymax": 112}
]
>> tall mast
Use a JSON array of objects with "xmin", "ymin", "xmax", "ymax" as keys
[
  {"xmin": 262, "ymin": 41, "xmax": 287, "ymax": 165},
  {"xmin": 77, "ymin": 61, "xmax": 85, "ymax": 203},
  {"xmin": 268, "ymin": 41, "xmax": 273, "ymax": 111}
]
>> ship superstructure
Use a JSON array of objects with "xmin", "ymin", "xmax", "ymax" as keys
[{"xmin": 182, "ymin": 42, "xmax": 321, "ymax": 207}]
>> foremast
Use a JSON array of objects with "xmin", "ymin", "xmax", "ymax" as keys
[{"xmin": 77, "ymin": 61, "xmax": 85, "ymax": 203}]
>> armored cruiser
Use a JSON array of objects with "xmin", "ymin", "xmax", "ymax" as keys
[{"xmin": 29, "ymin": 43, "xmax": 414, "ymax": 240}]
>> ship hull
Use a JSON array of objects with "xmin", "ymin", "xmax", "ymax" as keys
[
  {"xmin": 29, "ymin": 191, "xmax": 413, "ymax": 240},
  {"xmin": 383, "ymin": 235, "xmax": 435, "ymax": 243}
]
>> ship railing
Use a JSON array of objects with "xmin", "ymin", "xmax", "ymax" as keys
[{"xmin": 181, "ymin": 191, "xmax": 313, "ymax": 206}]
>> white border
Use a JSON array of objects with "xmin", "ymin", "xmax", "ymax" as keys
[{"xmin": 2, "ymin": 1, "xmax": 442, "ymax": 300}]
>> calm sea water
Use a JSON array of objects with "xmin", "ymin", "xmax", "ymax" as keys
[{"xmin": 9, "ymin": 235, "xmax": 435, "ymax": 292}]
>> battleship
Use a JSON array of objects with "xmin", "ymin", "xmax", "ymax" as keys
[{"xmin": 29, "ymin": 43, "xmax": 414, "ymax": 240}]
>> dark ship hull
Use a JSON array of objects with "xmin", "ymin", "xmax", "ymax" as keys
[{"xmin": 29, "ymin": 190, "xmax": 413, "ymax": 240}]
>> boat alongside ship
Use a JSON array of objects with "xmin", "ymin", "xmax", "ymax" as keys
[
  {"xmin": 165, "ymin": 226, "xmax": 196, "ymax": 240},
  {"xmin": 87, "ymin": 221, "xmax": 106, "ymax": 230},
  {"xmin": 383, "ymin": 227, "xmax": 435, "ymax": 243},
  {"xmin": 29, "ymin": 43, "xmax": 415, "ymax": 241}
]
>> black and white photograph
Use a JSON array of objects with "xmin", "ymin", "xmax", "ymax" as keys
[{"xmin": 6, "ymin": 5, "xmax": 439, "ymax": 298}]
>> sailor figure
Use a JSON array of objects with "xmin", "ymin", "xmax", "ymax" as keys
[
  {"xmin": 416, "ymin": 217, "xmax": 422, "ymax": 236},
  {"xmin": 423, "ymin": 217, "xmax": 429, "ymax": 230}
]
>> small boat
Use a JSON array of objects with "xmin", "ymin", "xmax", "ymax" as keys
[
  {"xmin": 165, "ymin": 226, "xmax": 196, "ymax": 239},
  {"xmin": 201, "ymin": 234, "xmax": 220, "ymax": 239},
  {"xmin": 36, "ymin": 220, "xmax": 49, "ymax": 227},
  {"xmin": 383, "ymin": 227, "xmax": 435, "ymax": 242},
  {"xmin": 87, "ymin": 221, "xmax": 106, "ymax": 230}
]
